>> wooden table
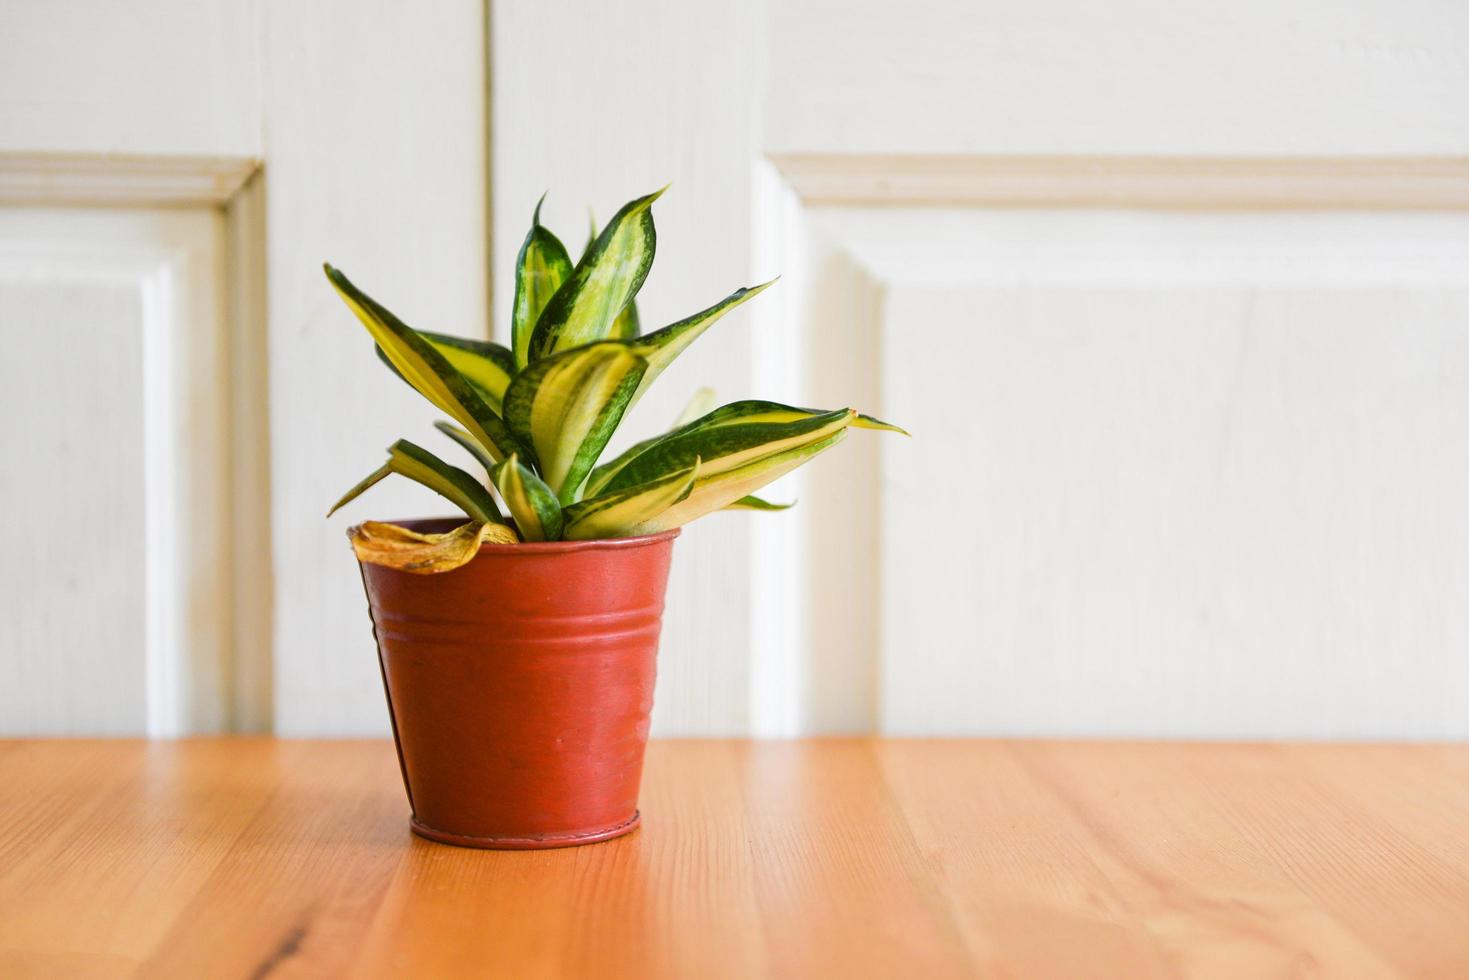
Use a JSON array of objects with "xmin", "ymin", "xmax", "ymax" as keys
[{"xmin": 2, "ymin": 739, "xmax": 1468, "ymax": 978}]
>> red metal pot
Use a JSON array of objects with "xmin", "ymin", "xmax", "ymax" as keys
[{"xmin": 356, "ymin": 518, "xmax": 678, "ymax": 849}]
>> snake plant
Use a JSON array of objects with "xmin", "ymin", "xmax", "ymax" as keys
[{"xmin": 325, "ymin": 188, "xmax": 904, "ymax": 571}]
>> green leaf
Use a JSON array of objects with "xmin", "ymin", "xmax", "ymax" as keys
[
  {"xmin": 422, "ymin": 333, "xmax": 516, "ymax": 411},
  {"xmin": 502, "ymin": 342, "xmax": 648, "ymax": 503},
  {"xmin": 580, "ymin": 212, "xmax": 639, "ymax": 339},
  {"xmin": 327, "ymin": 462, "xmax": 391, "ymax": 518},
  {"xmin": 572, "ymin": 432, "xmax": 845, "ymax": 537},
  {"xmin": 375, "ymin": 334, "xmax": 516, "ymax": 414},
  {"xmin": 529, "ymin": 186, "xmax": 665, "ymax": 360},
  {"xmin": 610, "ymin": 299, "xmax": 640, "ymax": 340},
  {"xmin": 328, "ymin": 439, "xmax": 505, "ymax": 524},
  {"xmin": 491, "ymin": 453, "xmax": 564, "ymax": 542},
  {"xmin": 512, "ymin": 195, "xmax": 573, "ymax": 369},
  {"xmin": 562, "ymin": 459, "xmax": 700, "ymax": 541},
  {"xmin": 618, "ymin": 431, "xmax": 847, "ymax": 535},
  {"xmin": 434, "ymin": 420, "xmax": 497, "ymax": 476},
  {"xmin": 583, "ymin": 386, "xmax": 719, "ymax": 497},
  {"xmin": 723, "ymin": 495, "xmax": 793, "ymax": 511},
  {"xmin": 673, "ymin": 387, "xmax": 717, "ymax": 427},
  {"xmin": 626, "ymin": 280, "xmax": 776, "ymax": 402},
  {"xmin": 853, "ymin": 413, "xmax": 910, "ymax": 436},
  {"xmin": 324, "ymin": 264, "xmax": 523, "ymax": 464},
  {"xmin": 598, "ymin": 402, "xmax": 859, "ymax": 495}
]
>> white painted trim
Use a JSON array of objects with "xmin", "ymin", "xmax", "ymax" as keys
[
  {"xmin": 0, "ymin": 152, "xmax": 259, "ymax": 208},
  {"xmin": 224, "ymin": 174, "xmax": 273, "ymax": 732},
  {"xmin": 0, "ymin": 155, "xmax": 271, "ymax": 734},
  {"xmin": 771, "ymin": 155, "xmax": 1469, "ymax": 210},
  {"xmin": 139, "ymin": 257, "xmax": 181, "ymax": 736},
  {"xmin": 748, "ymin": 159, "xmax": 810, "ymax": 737}
]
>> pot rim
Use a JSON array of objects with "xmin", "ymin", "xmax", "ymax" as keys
[{"xmin": 367, "ymin": 516, "xmax": 681, "ymax": 555}]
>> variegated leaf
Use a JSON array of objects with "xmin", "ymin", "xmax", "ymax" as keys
[
  {"xmin": 598, "ymin": 403, "xmax": 858, "ymax": 495},
  {"xmin": 512, "ymin": 195, "xmax": 573, "ymax": 369},
  {"xmin": 502, "ymin": 342, "xmax": 648, "ymax": 503},
  {"xmin": 616, "ymin": 431, "xmax": 847, "ymax": 536},
  {"xmin": 583, "ymin": 386, "xmax": 719, "ymax": 497},
  {"xmin": 627, "ymin": 280, "xmax": 776, "ymax": 402},
  {"xmin": 492, "ymin": 453, "xmax": 564, "ymax": 542},
  {"xmin": 609, "ymin": 299, "xmax": 640, "ymax": 340},
  {"xmin": 673, "ymin": 386, "xmax": 717, "ymax": 427},
  {"xmin": 434, "ymin": 420, "xmax": 497, "ymax": 476},
  {"xmin": 583, "ymin": 212, "xmax": 641, "ymax": 340},
  {"xmin": 562, "ymin": 459, "xmax": 699, "ymax": 541},
  {"xmin": 529, "ymin": 187, "xmax": 664, "ymax": 360},
  {"xmin": 375, "ymin": 333, "xmax": 515, "ymax": 414},
  {"xmin": 723, "ymin": 495, "xmax": 793, "ymax": 511},
  {"xmin": 328, "ymin": 439, "xmax": 505, "ymax": 525},
  {"xmin": 324, "ymin": 264, "xmax": 522, "ymax": 463}
]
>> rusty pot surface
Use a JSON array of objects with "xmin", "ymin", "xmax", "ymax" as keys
[{"xmin": 358, "ymin": 518, "xmax": 678, "ymax": 849}]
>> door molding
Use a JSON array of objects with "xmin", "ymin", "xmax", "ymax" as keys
[
  {"xmin": 0, "ymin": 152, "xmax": 259, "ymax": 208},
  {"xmin": 0, "ymin": 151, "xmax": 272, "ymax": 733},
  {"xmin": 770, "ymin": 155, "xmax": 1469, "ymax": 210},
  {"xmin": 753, "ymin": 152, "xmax": 1469, "ymax": 736}
]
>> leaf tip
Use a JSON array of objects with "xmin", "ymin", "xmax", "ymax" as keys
[
  {"xmin": 854, "ymin": 413, "xmax": 910, "ymax": 436},
  {"xmin": 533, "ymin": 191, "xmax": 548, "ymax": 225}
]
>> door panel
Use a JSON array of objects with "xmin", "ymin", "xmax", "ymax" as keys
[{"xmin": 0, "ymin": 207, "xmax": 232, "ymax": 734}]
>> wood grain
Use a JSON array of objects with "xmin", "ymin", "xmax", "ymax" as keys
[{"xmin": 1, "ymin": 739, "xmax": 1467, "ymax": 978}]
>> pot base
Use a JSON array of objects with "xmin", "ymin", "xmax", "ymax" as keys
[{"xmin": 408, "ymin": 811, "xmax": 641, "ymax": 850}]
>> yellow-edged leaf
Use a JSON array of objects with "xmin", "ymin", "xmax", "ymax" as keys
[
  {"xmin": 502, "ymin": 342, "xmax": 647, "ymax": 503},
  {"xmin": 597, "ymin": 403, "xmax": 857, "ymax": 495},
  {"xmin": 375, "ymin": 334, "xmax": 516, "ymax": 414},
  {"xmin": 723, "ymin": 495, "xmax": 793, "ymax": 511},
  {"xmin": 673, "ymin": 387, "xmax": 717, "ymax": 427},
  {"xmin": 512, "ymin": 195, "xmax": 573, "ymax": 369},
  {"xmin": 529, "ymin": 187, "xmax": 664, "ymax": 360},
  {"xmin": 328, "ymin": 439, "xmax": 504, "ymax": 524},
  {"xmin": 491, "ymin": 453, "xmax": 564, "ymax": 542},
  {"xmin": 324, "ymin": 264, "xmax": 522, "ymax": 463},
  {"xmin": 582, "ymin": 212, "xmax": 642, "ymax": 340},
  {"xmin": 433, "ymin": 420, "xmax": 496, "ymax": 476},
  {"xmin": 620, "ymin": 431, "xmax": 847, "ymax": 535},
  {"xmin": 561, "ymin": 459, "xmax": 700, "ymax": 540},
  {"xmin": 627, "ymin": 280, "xmax": 775, "ymax": 403},
  {"xmin": 583, "ymin": 387, "xmax": 719, "ymax": 497}
]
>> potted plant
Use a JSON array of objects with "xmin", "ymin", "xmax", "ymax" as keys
[{"xmin": 325, "ymin": 187, "xmax": 904, "ymax": 849}]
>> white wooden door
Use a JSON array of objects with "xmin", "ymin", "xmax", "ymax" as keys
[
  {"xmin": 0, "ymin": 207, "xmax": 237, "ymax": 734},
  {"xmin": 0, "ymin": 0, "xmax": 486, "ymax": 736},
  {"xmin": 495, "ymin": 0, "xmax": 1469, "ymax": 738}
]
